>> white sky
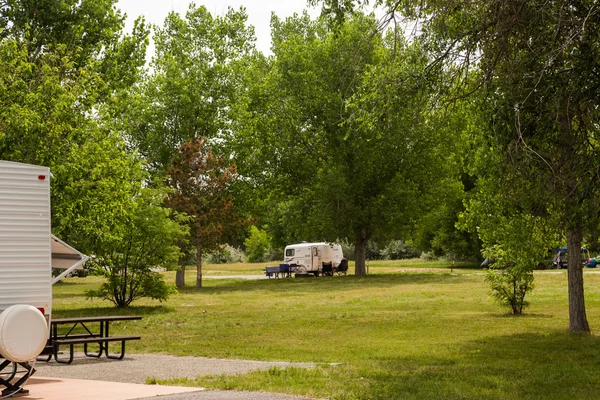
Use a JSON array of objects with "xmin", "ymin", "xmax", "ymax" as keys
[{"xmin": 116, "ymin": 0, "xmax": 321, "ymax": 56}]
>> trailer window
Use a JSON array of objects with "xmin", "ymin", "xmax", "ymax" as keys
[{"xmin": 285, "ymin": 249, "xmax": 295, "ymax": 257}]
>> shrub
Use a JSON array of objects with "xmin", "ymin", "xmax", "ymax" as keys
[
  {"xmin": 265, "ymin": 247, "xmax": 283, "ymax": 262},
  {"xmin": 338, "ymin": 238, "xmax": 355, "ymax": 261},
  {"xmin": 337, "ymin": 238, "xmax": 381, "ymax": 260},
  {"xmin": 244, "ymin": 226, "xmax": 271, "ymax": 263},
  {"xmin": 419, "ymin": 251, "xmax": 437, "ymax": 261},
  {"xmin": 85, "ymin": 188, "xmax": 186, "ymax": 307},
  {"xmin": 381, "ymin": 240, "xmax": 421, "ymax": 260},
  {"xmin": 205, "ymin": 245, "xmax": 245, "ymax": 264},
  {"xmin": 485, "ymin": 263, "xmax": 534, "ymax": 315}
]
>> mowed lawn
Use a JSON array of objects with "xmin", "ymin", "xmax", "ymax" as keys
[{"xmin": 51, "ymin": 262, "xmax": 600, "ymax": 400}]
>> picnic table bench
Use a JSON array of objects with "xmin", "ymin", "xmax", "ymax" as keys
[
  {"xmin": 38, "ymin": 315, "xmax": 142, "ymax": 364},
  {"xmin": 265, "ymin": 264, "xmax": 298, "ymax": 278}
]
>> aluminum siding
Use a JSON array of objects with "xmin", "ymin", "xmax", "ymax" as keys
[{"xmin": 0, "ymin": 162, "xmax": 52, "ymax": 314}]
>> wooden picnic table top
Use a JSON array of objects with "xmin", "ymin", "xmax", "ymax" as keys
[{"xmin": 51, "ymin": 315, "xmax": 142, "ymax": 324}]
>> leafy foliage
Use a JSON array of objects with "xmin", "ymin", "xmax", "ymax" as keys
[
  {"xmin": 380, "ymin": 240, "xmax": 421, "ymax": 260},
  {"xmin": 316, "ymin": 0, "xmax": 600, "ymax": 332},
  {"xmin": 485, "ymin": 265, "xmax": 534, "ymax": 315},
  {"xmin": 85, "ymin": 188, "xmax": 187, "ymax": 307},
  {"xmin": 244, "ymin": 226, "xmax": 272, "ymax": 263},
  {"xmin": 204, "ymin": 245, "xmax": 246, "ymax": 264},
  {"xmin": 129, "ymin": 4, "xmax": 255, "ymax": 175},
  {"xmin": 237, "ymin": 12, "xmax": 452, "ymax": 275},
  {"xmin": 166, "ymin": 138, "xmax": 251, "ymax": 289}
]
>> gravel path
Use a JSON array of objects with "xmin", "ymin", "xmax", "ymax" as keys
[
  {"xmin": 34, "ymin": 353, "xmax": 325, "ymax": 400},
  {"xmin": 34, "ymin": 353, "xmax": 317, "ymax": 384}
]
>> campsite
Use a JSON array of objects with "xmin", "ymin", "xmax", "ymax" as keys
[
  {"xmin": 1, "ymin": 0, "xmax": 599, "ymax": 399},
  {"xmin": 47, "ymin": 262, "xmax": 600, "ymax": 400}
]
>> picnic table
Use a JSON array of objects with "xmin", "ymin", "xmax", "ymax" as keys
[
  {"xmin": 38, "ymin": 315, "xmax": 142, "ymax": 364},
  {"xmin": 265, "ymin": 264, "xmax": 298, "ymax": 278}
]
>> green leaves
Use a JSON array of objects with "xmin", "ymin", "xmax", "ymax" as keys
[
  {"xmin": 485, "ymin": 265, "xmax": 535, "ymax": 315},
  {"xmin": 85, "ymin": 187, "xmax": 187, "ymax": 307},
  {"xmin": 244, "ymin": 226, "xmax": 272, "ymax": 263},
  {"xmin": 235, "ymin": 11, "xmax": 456, "ymax": 274},
  {"xmin": 129, "ymin": 4, "xmax": 256, "ymax": 175},
  {"xmin": 0, "ymin": 1, "xmax": 183, "ymax": 307}
]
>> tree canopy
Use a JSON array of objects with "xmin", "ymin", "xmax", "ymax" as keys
[
  {"xmin": 4, "ymin": 0, "xmax": 597, "ymax": 327},
  {"xmin": 234, "ymin": 11, "xmax": 457, "ymax": 274}
]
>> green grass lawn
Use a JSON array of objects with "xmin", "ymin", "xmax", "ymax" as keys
[{"xmin": 51, "ymin": 262, "xmax": 600, "ymax": 400}]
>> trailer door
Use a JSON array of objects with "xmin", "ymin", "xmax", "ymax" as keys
[{"xmin": 311, "ymin": 246, "xmax": 321, "ymax": 272}]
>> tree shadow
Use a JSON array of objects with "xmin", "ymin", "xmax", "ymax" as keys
[
  {"xmin": 356, "ymin": 331, "xmax": 600, "ymax": 399},
  {"xmin": 179, "ymin": 273, "xmax": 467, "ymax": 295},
  {"xmin": 52, "ymin": 305, "xmax": 175, "ymax": 318},
  {"xmin": 51, "ymin": 280, "xmax": 84, "ymax": 286}
]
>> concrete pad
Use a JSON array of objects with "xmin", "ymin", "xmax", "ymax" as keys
[{"xmin": 20, "ymin": 377, "xmax": 202, "ymax": 400}]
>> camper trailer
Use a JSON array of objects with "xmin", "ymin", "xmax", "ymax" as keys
[
  {"xmin": 283, "ymin": 242, "xmax": 345, "ymax": 276},
  {"xmin": 0, "ymin": 161, "xmax": 87, "ymax": 395}
]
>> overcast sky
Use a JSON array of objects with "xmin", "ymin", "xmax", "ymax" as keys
[{"xmin": 116, "ymin": 0, "xmax": 322, "ymax": 55}]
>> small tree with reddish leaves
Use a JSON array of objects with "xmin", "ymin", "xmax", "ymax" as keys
[{"xmin": 167, "ymin": 138, "xmax": 250, "ymax": 289}]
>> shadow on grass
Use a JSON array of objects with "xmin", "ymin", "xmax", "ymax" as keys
[
  {"xmin": 371, "ymin": 262, "xmax": 481, "ymax": 271},
  {"xmin": 51, "ymin": 279, "xmax": 85, "ymax": 286},
  {"xmin": 357, "ymin": 331, "xmax": 600, "ymax": 400},
  {"xmin": 178, "ymin": 273, "xmax": 468, "ymax": 295},
  {"xmin": 489, "ymin": 312, "xmax": 555, "ymax": 319},
  {"xmin": 52, "ymin": 305, "xmax": 175, "ymax": 318}
]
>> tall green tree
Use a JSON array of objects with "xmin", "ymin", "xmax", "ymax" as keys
[
  {"xmin": 237, "ymin": 12, "xmax": 451, "ymax": 275},
  {"xmin": 314, "ymin": 0, "xmax": 600, "ymax": 333},
  {"xmin": 0, "ymin": 1, "xmax": 149, "ymax": 250},
  {"xmin": 128, "ymin": 4, "xmax": 255, "ymax": 175},
  {"xmin": 415, "ymin": 0, "xmax": 599, "ymax": 333},
  {"xmin": 124, "ymin": 5, "xmax": 256, "ymax": 287},
  {"xmin": 0, "ymin": 1, "xmax": 186, "ymax": 309}
]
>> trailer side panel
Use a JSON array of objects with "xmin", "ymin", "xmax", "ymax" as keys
[{"xmin": 0, "ymin": 162, "xmax": 52, "ymax": 317}]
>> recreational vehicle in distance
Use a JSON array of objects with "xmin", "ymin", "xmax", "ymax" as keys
[
  {"xmin": 0, "ymin": 161, "xmax": 87, "ymax": 395},
  {"xmin": 284, "ymin": 242, "xmax": 345, "ymax": 276}
]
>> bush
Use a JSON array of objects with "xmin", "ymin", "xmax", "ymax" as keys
[
  {"xmin": 85, "ymin": 188, "xmax": 186, "ymax": 307},
  {"xmin": 244, "ymin": 226, "xmax": 272, "ymax": 263},
  {"xmin": 337, "ymin": 238, "xmax": 381, "ymax": 260},
  {"xmin": 366, "ymin": 241, "xmax": 382, "ymax": 260},
  {"xmin": 205, "ymin": 245, "xmax": 245, "ymax": 264},
  {"xmin": 265, "ymin": 247, "xmax": 283, "ymax": 262},
  {"xmin": 381, "ymin": 240, "xmax": 421, "ymax": 260},
  {"xmin": 485, "ymin": 264, "xmax": 534, "ymax": 315},
  {"xmin": 419, "ymin": 251, "xmax": 437, "ymax": 261},
  {"xmin": 338, "ymin": 238, "xmax": 355, "ymax": 261},
  {"xmin": 338, "ymin": 238, "xmax": 419, "ymax": 260}
]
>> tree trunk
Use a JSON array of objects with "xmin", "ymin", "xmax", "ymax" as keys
[
  {"xmin": 175, "ymin": 264, "xmax": 185, "ymax": 288},
  {"xmin": 196, "ymin": 242, "xmax": 203, "ymax": 290},
  {"xmin": 354, "ymin": 231, "xmax": 369, "ymax": 276},
  {"xmin": 566, "ymin": 225, "xmax": 590, "ymax": 333},
  {"xmin": 175, "ymin": 241, "xmax": 186, "ymax": 288}
]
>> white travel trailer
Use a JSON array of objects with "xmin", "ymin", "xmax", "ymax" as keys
[
  {"xmin": 0, "ymin": 161, "xmax": 87, "ymax": 395},
  {"xmin": 283, "ymin": 242, "xmax": 345, "ymax": 276}
]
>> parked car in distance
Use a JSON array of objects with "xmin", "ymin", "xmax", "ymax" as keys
[
  {"xmin": 552, "ymin": 247, "xmax": 595, "ymax": 268},
  {"xmin": 584, "ymin": 256, "xmax": 600, "ymax": 268}
]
